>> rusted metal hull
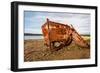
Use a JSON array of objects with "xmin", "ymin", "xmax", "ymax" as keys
[{"xmin": 42, "ymin": 19, "xmax": 90, "ymax": 51}]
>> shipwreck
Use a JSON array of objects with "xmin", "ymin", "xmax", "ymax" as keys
[{"xmin": 41, "ymin": 18, "xmax": 90, "ymax": 51}]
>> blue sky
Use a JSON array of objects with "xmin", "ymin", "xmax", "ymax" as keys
[{"xmin": 24, "ymin": 11, "xmax": 90, "ymax": 35}]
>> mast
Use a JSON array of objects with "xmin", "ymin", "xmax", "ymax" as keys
[{"xmin": 47, "ymin": 18, "xmax": 51, "ymax": 49}]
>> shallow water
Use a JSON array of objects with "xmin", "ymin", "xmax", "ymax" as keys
[{"xmin": 24, "ymin": 35, "xmax": 43, "ymax": 40}]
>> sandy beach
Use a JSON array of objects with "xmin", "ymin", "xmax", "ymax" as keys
[{"xmin": 24, "ymin": 36, "xmax": 90, "ymax": 62}]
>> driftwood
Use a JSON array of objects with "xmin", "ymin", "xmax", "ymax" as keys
[{"xmin": 42, "ymin": 18, "xmax": 90, "ymax": 51}]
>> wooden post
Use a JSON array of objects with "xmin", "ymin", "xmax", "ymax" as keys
[{"xmin": 47, "ymin": 18, "xmax": 51, "ymax": 49}]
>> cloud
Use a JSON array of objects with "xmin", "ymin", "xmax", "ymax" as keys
[
  {"xmin": 24, "ymin": 11, "xmax": 90, "ymax": 35},
  {"xmin": 25, "ymin": 28, "xmax": 42, "ymax": 34}
]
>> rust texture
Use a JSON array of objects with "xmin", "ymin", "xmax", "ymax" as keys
[{"xmin": 41, "ymin": 18, "xmax": 90, "ymax": 51}]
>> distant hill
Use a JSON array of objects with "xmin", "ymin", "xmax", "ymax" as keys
[
  {"xmin": 24, "ymin": 33, "xmax": 90, "ymax": 36},
  {"xmin": 24, "ymin": 33, "xmax": 43, "ymax": 36},
  {"xmin": 80, "ymin": 34, "xmax": 90, "ymax": 36}
]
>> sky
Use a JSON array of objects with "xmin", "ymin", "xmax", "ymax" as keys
[{"xmin": 24, "ymin": 11, "xmax": 91, "ymax": 35}]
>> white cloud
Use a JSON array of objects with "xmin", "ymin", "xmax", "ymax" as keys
[
  {"xmin": 25, "ymin": 28, "xmax": 42, "ymax": 34},
  {"xmin": 24, "ymin": 11, "xmax": 90, "ymax": 35}
]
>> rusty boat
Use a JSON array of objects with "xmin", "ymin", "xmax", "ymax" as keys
[{"xmin": 41, "ymin": 18, "xmax": 90, "ymax": 51}]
